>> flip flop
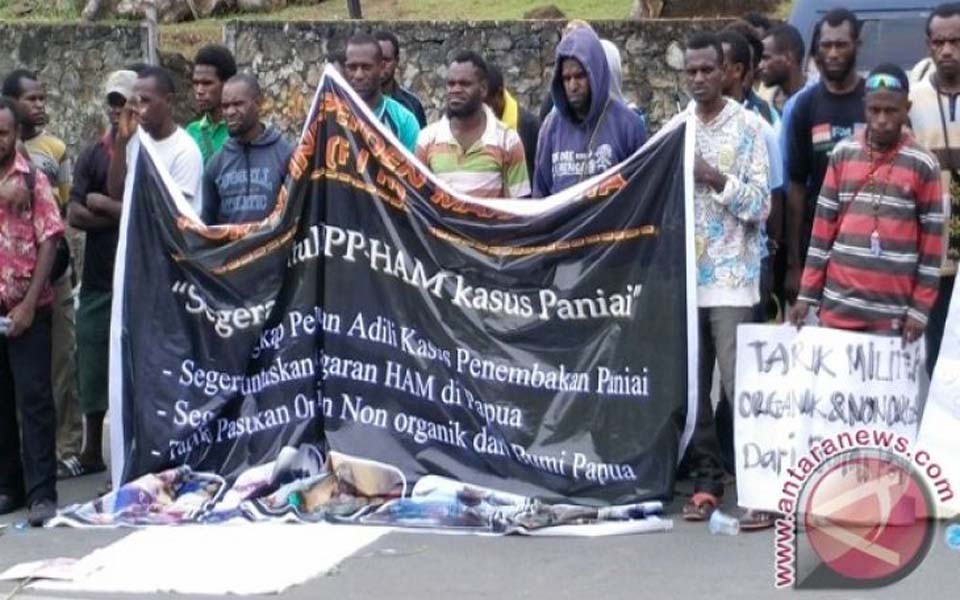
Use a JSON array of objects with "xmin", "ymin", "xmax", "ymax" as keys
[
  {"xmin": 97, "ymin": 480, "xmax": 113, "ymax": 497},
  {"xmin": 682, "ymin": 492, "xmax": 719, "ymax": 521},
  {"xmin": 740, "ymin": 509, "xmax": 777, "ymax": 530}
]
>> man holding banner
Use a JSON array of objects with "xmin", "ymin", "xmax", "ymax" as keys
[
  {"xmin": 343, "ymin": 33, "xmax": 420, "ymax": 153},
  {"xmin": 675, "ymin": 32, "xmax": 770, "ymax": 522},
  {"xmin": 416, "ymin": 51, "xmax": 531, "ymax": 199},
  {"xmin": 107, "ymin": 67, "xmax": 204, "ymax": 215},
  {"xmin": 791, "ymin": 64, "xmax": 943, "ymax": 343}
]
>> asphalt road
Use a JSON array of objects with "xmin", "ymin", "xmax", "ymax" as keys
[{"xmin": 1, "ymin": 473, "xmax": 957, "ymax": 599}]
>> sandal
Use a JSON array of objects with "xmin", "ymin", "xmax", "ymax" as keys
[
  {"xmin": 682, "ymin": 492, "xmax": 719, "ymax": 521},
  {"xmin": 97, "ymin": 480, "xmax": 113, "ymax": 497},
  {"xmin": 57, "ymin": 456, "xmax": 107, "ymax": 480},
  {"xmin": 739, "ymin": 509, "xmax": 777, "ymax": 531}
]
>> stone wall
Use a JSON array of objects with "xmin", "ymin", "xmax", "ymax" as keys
[
  {"xmin": 0, "ymin": 23, "xmax": 202, "ymax": 155},
  {"xmin": 0, "ymin": 24, "xmax": 148, "ymax": 153},
  {"xmin": 0, "ymin": 19, "xmax": 727, "ymax": 157},
  {"xmin": 225, "ymin": 19, "xmax": 727, "ymax": 140}
]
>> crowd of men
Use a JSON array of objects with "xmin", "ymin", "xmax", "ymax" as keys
[{"xmin": 2, "ymin": 3, "xmax": 960, "ymax": 529}]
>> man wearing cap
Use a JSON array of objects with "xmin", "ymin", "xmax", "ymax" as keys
[
  {"xmin": 64, "ymin": 70, "xmax": 138, "ymax": 475},
  {"xmin": 791, "ymin": 64, "xmax": 944, "ymax": 342}
]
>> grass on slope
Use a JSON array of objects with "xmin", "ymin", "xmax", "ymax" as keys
[{"xmin": 0, "ymin": 0, "xmax": 634, "ymax": 22}]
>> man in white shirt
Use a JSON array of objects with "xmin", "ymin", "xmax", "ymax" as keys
[{"xmin": 107, "ymin": 66, "xmax": 203, "ymax": 215}]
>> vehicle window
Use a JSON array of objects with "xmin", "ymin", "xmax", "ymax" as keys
[{"xmin": 858, "ymin": 18, "xmax": 928, "ymax": 71}]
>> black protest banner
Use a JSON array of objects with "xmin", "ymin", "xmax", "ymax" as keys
[{"xmin": 110, "ymin": 69, "xmax": 696, "ymax": 505}]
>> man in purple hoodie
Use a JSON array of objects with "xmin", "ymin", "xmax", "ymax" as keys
[{"xmin": 532, "ymin": 27, "xmax": 647, "ymax": 197}]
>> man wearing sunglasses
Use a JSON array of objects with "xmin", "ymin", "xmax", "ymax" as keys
[
  {"xmin": 791, "ymin": 65, "xmax": 944, "ymax": 344},
  {"xmin": 64, "ymin": 70, "xmax": 138, "ymax": 478}
]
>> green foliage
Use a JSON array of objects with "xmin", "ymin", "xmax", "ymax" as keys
[
  {"xmin": 0, "ymin": 0, "xmax": 632, "ymax": 22},
  {"xmin": 0, "ymin": 0, "xmax": 795, "ymax": 23},
  {"xmin": 0, "ymin": 0, "xmax": 80, "ymax": 20}
]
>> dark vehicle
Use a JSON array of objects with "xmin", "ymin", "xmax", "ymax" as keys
[{"xmin": 789, "ymin": 0, "xmax": 934, "ymax": 72}]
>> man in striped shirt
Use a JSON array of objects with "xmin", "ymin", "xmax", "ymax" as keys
[
  {"xmin": 791, "ymin": 65, "xmax": 944, "ymax": 342},
  {"xmin": 416, "ymin": 51, "xmax": 530, "ymax": 199}
]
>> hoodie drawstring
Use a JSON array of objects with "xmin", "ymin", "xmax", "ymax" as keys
[
  {"xmin": 244, "ymin": 144, "xmax": 251, "ymax": 200},
  {"xmin": 577, "ymin": 98, "xmax": 612, "ymax": 185}
]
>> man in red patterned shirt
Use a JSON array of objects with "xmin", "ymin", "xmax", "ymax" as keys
[
  {"xmin": 791, "ymin": 64, "xmax": 944, "ymax": 343},
  {"xmin": 0, "ymin": 97, "xmax": 63, "ymax": 526}
]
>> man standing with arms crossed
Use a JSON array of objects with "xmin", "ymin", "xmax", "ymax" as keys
[{"xmin": 66, "ymin": 70, "xmax": 138, "ymax": 476}]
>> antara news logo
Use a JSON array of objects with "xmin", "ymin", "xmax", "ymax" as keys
[{"xmin": 772, "ymin": 429, "xmax": 953, "ymax": 589}]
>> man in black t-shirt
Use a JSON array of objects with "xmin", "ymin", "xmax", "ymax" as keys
[
  {"xmin": 785, "ymin": 9, "xmax": 866, "ymax": 300},
  {"xmin": 65, "ymin": 70, "xmax": 137, "ymax": 475}
]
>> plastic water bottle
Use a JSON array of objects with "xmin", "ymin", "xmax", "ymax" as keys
[
  {"xmin": 598, "ymin": 501, "xmax": 664, "ymax": 521},
  {"xmin": 377, "ymin": 499, "xmax": 464, "ymax": 523},
  {"xmin": 708, "ymin": 509, "xmax": 740, "ymax": 536}
]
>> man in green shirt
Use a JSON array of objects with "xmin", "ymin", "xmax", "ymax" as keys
[
  {"xmin": 186, "ymin": 44, "xmax": 237, "ymax": 163},
  {"xmin": 343, "ymin": 33, "xmax": 420, "ymax": 152}
]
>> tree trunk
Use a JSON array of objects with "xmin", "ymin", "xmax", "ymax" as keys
[
  {"xmin": 632, "ymin": 0, "xmax": 664, "ymax": 19},
  {"xmin": 81, "ymin": 0, "xmax": 105, "ymax": 21},
  {"xmin": 347, "ymin": 0, "xmax": 362, "ymax": 19}
]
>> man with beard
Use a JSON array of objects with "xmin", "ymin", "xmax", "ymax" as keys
[
  {"xmin": 533, "ymin": 26, "xmax": 646, "ymax": 197},
  {"xmin": 202, "ymin": 74, "xmax": 293, "ymax": 224},
  {"xmin": 910, "ymin": 2, "xmax": 960, "ymax": 373},
  {"xmin": 375, "ymin": 30, "xmax": 427, "ymax": 128},
  {"xmin": 344, "ymin": 33, "xmax": 420, "ymax": 153},
  {"xmin": 416, "ymin": 51, "xmax": 530, "ymax": 198},
  {"xmin": 186, "ymin": 45, "xmax": 237, "ymax": 164},
  {"xmin": 759, "ymin": 24, "xmax": 808, "ymax": 113},
  {"xmin": 784, "ymin": 9, "xmax": 865, "ymax": 303},
  {"xmin": 64, "ymin": 70, "xmax": 138, "ymax": 477}
]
